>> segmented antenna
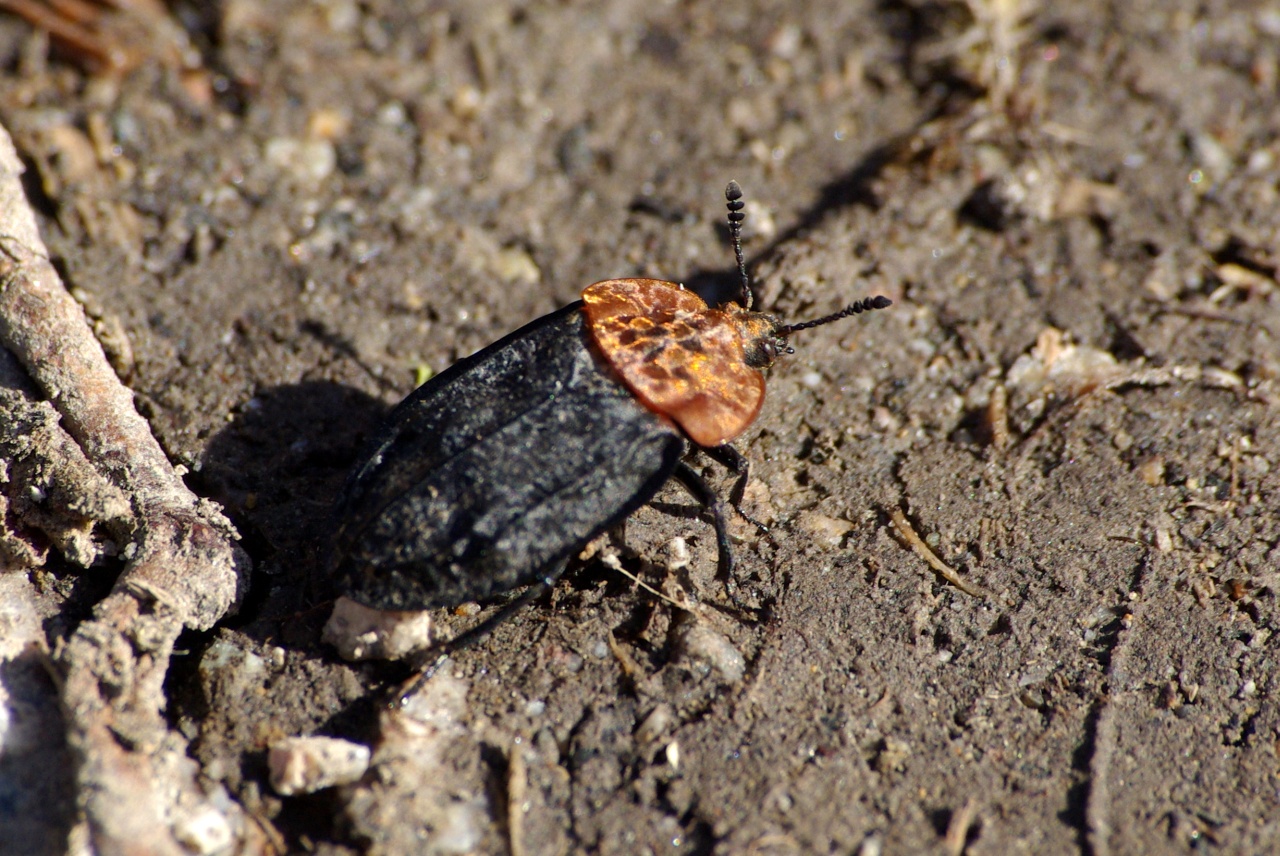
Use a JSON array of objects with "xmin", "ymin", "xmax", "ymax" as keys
[
  {"xmin": 725, "ymin": 180, "xmax": 751, "ymax": 310},
  {"xmin": 724, "ymin": 181, "xmax": 892, "ymax": 334},
  {"xmin": 779, "ymin": 295, "xmax": 893, "ymax": 336}
]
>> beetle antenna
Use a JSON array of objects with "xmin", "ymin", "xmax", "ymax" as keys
[
  {"xmin": 778, "ymin": 295, "xmax": 893, "ymax": 336},
  {"xmin": 725, "ymin": 180, "xmax": 752, "ymax": 310}
]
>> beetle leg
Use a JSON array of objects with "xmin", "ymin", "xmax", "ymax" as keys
[
  {"xmin": 703, "ymin": 444, "xmax": 769, "ymax": 534},
  {"xmin": 671, "ymin": 461, "xmax": 738, "ymax": 600},
  {"xmin": 393, "ymin": 561, "xmax": 569, "ymax": 707}
]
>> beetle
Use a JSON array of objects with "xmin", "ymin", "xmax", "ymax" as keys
[{"xmin": 329, "ymin": 182, "xmax": 891, "ymax": 684}]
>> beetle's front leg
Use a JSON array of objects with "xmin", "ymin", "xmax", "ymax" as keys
[
  {"xmin": 671, "ymin": 461, "xmax": 737, "ymax": 595},
  {"xmin": 703, "ymin": 443, "xmax": 769, "ymax": 534}
]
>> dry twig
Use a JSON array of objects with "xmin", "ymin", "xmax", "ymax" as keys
[{"xmin": 0, "ymin": 123, "xmax": 257, "ymax": 854}]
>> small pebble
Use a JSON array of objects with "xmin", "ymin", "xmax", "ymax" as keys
[
  {"xmin": 172, "ymin": 805, "xmax": 233, "ymax": 855},
  {"xmin": 323, "ymin": 596, "xmax": 433, "ymax": 660},
  {"xmin": 677, "ymin": 621, "xmax": 745, "ymax": 684},
  {"xmin": 268, "ymin": 736, "xmax": 371, "ymax": 796}
]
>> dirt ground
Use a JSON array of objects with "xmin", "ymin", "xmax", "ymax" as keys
[{"xmin": 1, "ymin": 1, "xmax": 1278, "ymax": 854}]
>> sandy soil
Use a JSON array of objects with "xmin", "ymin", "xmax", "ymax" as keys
[{"xmin": 2, "ymin": 1, "xmax": 1278, "ymax": 854}]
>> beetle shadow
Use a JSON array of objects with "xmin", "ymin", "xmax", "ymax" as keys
[{"xmin": 194, "ymin": 379, "xmax": 391, "ymax": 634}]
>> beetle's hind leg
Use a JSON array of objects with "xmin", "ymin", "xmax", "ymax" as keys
[{"xmin": 393, "ymin": 561, "xmax": 569, "ymax": 707}]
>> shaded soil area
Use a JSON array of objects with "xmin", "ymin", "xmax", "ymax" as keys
[{"xmin": 2, "ymin": 1, "xmax": 1278, "ymax": 854}]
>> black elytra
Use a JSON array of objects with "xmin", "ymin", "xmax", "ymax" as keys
[
  {"xmin": 328, "ymin": 182, "xmax": 892, "ymax": 692},
  {"xmin": 331, "ymin": 302, "xmax": 691, "ymax": 609}
]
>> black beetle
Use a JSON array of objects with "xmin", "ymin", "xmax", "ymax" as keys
[{"xmin": 329, "ymin": 182, "xmax": 891, "ymax": 683}]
